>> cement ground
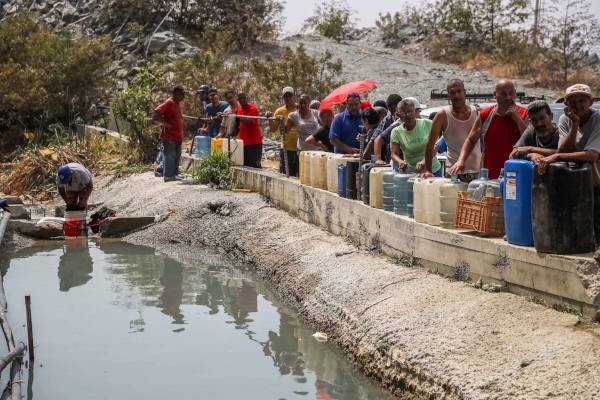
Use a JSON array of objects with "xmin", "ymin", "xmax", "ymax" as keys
[{"xmin": 6, "ymin": 172, "xmax": 598, "ymax": 399}]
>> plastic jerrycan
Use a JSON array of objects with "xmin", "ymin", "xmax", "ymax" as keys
[
  {"xmin": 211, "ymin": 138, "xmax": 223, "ymax": 152},
  {"xmin": 467, "ymin": 168, "xmax": 490, "ymax": 198},
  {"xmin": 369, "ymin": 166, "xmax": 392, "ymax": 209},
  {"xmin": 303, "ymin": 151, "xmax": 315, "ymax": 186},
  {"xmin": 532, "ymin": 162, "xmax": 595, "ymax": 254},
  {"xmin": 382, "ymin": 167, "xmax": 398, "ymax": 212},
  {"xmin": 329, "ymin": 156, "xmax": 353, "ymax": 193},
  {"xmin": 439, "ymin": 175, "xmax": 468, "ymax": 229},
  {"xmin": 310, "ymin": 151, "xmax": 326, "ymax": 189},
  {"xmin": 425, "ymin": 178, "xmax": 451, "ymax": 225},
  {"xmin": 393, "ymin": 166, "xmax": 413, "ymax": 215},
  {"xmin": 194, "ymin": 136, "xmax": 212, "ymax": 158},
  {"xmin": 222, "ymin": 138, "xmax": 244, "ymax": 166},
  {"xmin": 316, "ymin": 153, "xmax": 329, "ymax": 189},
  {"xmin": 407, "ymin": 175, "xmax": 417, "ymax": 218},
  {"xmin": 361, "ymin": 163, "xmax": 377, "ymax": 204},
  {"xmin": 503, "ymin": 160, "xmax": 535, "ymax": 246},
  {"xmin": 337, "ymin": 164, "xmax": 347, "ymax": 198},
  {"xmin": 345, "ymin": 160, "xmax": 361, "ymax": 200},
  {"xmin": 413, "ymin": 177, "xmax": 431, "ymax": 223},
  {"xmin": 326, "ymin": 154, "xmax": 344, "ymax": 192},
  {"xmin": 299, "ymin": 152, "xmax": 306, "ymax": 184}
]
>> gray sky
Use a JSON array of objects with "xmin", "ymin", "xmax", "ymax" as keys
[{"xmin": 282, "ymin": 0, "xmax": 600, "ymax": 37}]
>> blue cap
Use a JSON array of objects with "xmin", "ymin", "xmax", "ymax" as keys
[{"xmin": 57, "ymin": 165, "xmax": 71, "ymax": 184}]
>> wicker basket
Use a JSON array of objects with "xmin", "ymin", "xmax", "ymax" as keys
[{"xmin": 454, "ymin": 191, "xmax": 505, "ymax": 236}]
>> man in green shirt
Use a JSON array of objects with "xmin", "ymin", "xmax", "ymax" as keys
[{"xmin": 391, "ymin": 98, "xmax": 442, "ymax": 176}]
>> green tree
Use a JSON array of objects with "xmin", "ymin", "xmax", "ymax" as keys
[
  {"xmin": 303, "ymin": 0, "xmax": 357, "ymax": 42},
  {"xmin": 111, "ymin": 68, "xmax": 162, "ymax": 163},
  {"xmin": 544, "ymin": 0, "xmax": 600, "ymax": 84}
]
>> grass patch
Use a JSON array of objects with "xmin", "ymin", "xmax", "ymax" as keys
[
  {"xmin": 191, "ymin": 149, "xmax": 237, "ymax": 189},
  {"xmin": 395, "ymin": 253, "xmax": 415, "ymax": 268}
]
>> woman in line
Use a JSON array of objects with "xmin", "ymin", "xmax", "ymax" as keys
[
  {"xmin": 285, "ymin": 94, "xmax": 321, "ymax": 152},
  {"xmin": 306, "ymin": 108, "xmax": 335, "ymax": 152},
  {"xmin": 390, "ymin": 98, "xmax": 442, "ymax": 176}
]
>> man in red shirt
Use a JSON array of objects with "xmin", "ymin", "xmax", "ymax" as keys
[
  {"xmin": 236, "ymin": 91, "xmax": 263, "ymax": 168},
  {"xmin": 154, "ymin": 86, "xmax": 185, "ymax": 182},
  {"xmin": 448, "ymin": 79, "xmax": 529, "ymax": 179}
]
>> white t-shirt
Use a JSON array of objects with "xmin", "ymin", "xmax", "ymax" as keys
[
  {"xmin": 558, "ymin": 109, "xmax": 600, "ymax": 186},
  {"xmin": 56, "ymin": 163, "xmax": 92, "ymax": 192}
]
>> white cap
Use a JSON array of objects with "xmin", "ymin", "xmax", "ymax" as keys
[
  {"xmin": 565, "ymin": 84, "xmax": 592, "ymax": 101},
  {"xmin": 405, "ymin": 97, "xmax": 427, "ymax": 109},
  {"xmin": 282, "ymin": 87, "xmax": 294, "ymax": 96}
]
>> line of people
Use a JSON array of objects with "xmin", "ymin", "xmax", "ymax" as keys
[{"xmin": 153, "ymin": 81, "xmax": 600, "ymax": 245}]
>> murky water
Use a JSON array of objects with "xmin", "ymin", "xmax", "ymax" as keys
[{"xmin": 0, "ymin": 240, "xmax": 395, "ymax": 400}]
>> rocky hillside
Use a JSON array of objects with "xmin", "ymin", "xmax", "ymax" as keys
[{"xmin": 3, "ymin": 1, "xmax": 583, "ymax": 104}]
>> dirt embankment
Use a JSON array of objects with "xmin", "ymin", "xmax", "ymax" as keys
[{"xmin": 88, "ymin": 173, "xmax": 600, "ymax": 399}]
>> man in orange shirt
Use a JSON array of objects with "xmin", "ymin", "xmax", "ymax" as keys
[
  {"xmin": 155, "ymin": 86, "xmax": 185, "ymax": 182},
  {"xmin": 236, "ymin": 91, "xmax": 263, "ymax": 168}
]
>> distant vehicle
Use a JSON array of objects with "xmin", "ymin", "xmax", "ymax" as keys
[
  {"xmin": 419, "ymin": 102, "xmax": 496, "ymax": 120},
  {"xmin": 549, "ymin": 98, "xmax": 600, "ymax": 125}
]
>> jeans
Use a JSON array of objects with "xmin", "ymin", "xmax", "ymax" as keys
[
  {"xmin": 163, "ymin": 140, "xmax": 182, "ymax": 179},
  {"xmin": 279, "ymin": 149, "xmax": 299, "ymax": 177}
]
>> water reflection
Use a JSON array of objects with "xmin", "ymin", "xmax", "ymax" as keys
[
  {"xmin": 1, "ymin": 242, "xmax": 393, "ymax": 400},
  {"xmin": 57, "ymin": 240, "xmax": 93, "ymax": 291}
]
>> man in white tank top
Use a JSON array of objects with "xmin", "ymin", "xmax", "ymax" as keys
[{"xmin": 423, "ymin": 79, "xmax": 481, "ymax": 182}]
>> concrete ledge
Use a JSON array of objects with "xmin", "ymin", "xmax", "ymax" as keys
[
  {"xmin": 234, "ymin": 167, "xmax": 600, "ymax": 319},
  {"xmin": 99, "ymin": 216, "xmax": 155, "ymax": 238},
  {"xmin": 79, "ymin": 125, "xmax": 129, "ymax": 145},
  {"xmin": 8, "ymin": 220, "xmax": 62, "ymax": 239}
]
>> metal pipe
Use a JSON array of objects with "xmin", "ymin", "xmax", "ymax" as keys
[
  {"xmin": 184, "ymin": 115, "xmax": 279, "ymax": 121},
  {"xmin": 281, "ymin": 116, "xmax": 289, "ymax": 178},
  {"xmin": 0, "ymin": 212, "xmax": 10, "ymax": 248},
  {"xmin": 25, "ymin": 296, "xmax": 33, "ymax": 361}
]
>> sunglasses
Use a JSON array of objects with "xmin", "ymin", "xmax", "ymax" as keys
[
  {"xmin": 347, "ymin": 92, "xmax": 361, "ymax": 99},
  {"xmin": 208, "ymin": 93, "xmax": 218, "ymax": 98}
]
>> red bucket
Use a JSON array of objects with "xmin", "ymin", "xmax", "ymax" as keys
[{"xmin": 63, "ymin": 219, "xmax": 87, "ymax": 237}]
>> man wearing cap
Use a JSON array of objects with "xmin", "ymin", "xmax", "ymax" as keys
[
  {"xmin": 448, "ymin": 79, "xmax": 528, "ymax": 179},
  {"xmin": 330, "ymin": 93, "xmax": 362, "ymax": 154},
  {"xmin": 57, "ymin": 163, "xmax": 93, "ymax": 209},
  {"xmin": 265, "ymin": 87, "xmax": 299, "ymax": 176},
  {"xmin": 197, "ymin": 85, "xmax": 210, "ymax": 112},
  {"xmin": 155, "ymin": 86, "xmax": 185, "ymax": 182},
  {"xmin": 309, "ymin": 100, "xmax": 321, "ymax": 110},
  {"xmin": 537, "ymin": 84, "xmax": 600, "ymax": 245},
  {"xmin": 200, "ymin": 88, "xmax": 228, "ymax": 138},
  {"xmin": 423, "ymin": 79, "xmax": 480, "ymax": 182}
]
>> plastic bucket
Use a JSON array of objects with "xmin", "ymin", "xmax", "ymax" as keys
[{"xmin": 63, "ymin": 210, "xmax": 87, "ymax": 237}]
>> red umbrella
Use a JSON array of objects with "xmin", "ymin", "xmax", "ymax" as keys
[{"xmin": 319, "ymin": 80, "xmax": 376, "ymax": 111}]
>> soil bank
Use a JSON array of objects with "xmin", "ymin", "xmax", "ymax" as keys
[{"xmin": 88, "ymin": 173, "xmax": 600, "ymax": 398}]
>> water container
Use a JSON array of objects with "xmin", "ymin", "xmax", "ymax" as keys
[
  {"xmin": 467, "ymin": 168, "xmax": 490, "ymax": 198},
  {"xmin": 382, "ymin": 170, "xmax": 397, "ymax": 212},
  {"xmin": 222, "ymin": 138, "xmax": 244, "ymax": 166},
  {"xmin": 310, "ymin": 152, "xmax": 327, "ymax": 189},
  {"xmin": 413, "ymin": 178, "xmax": 431, "ymax": 223},
  {"xmin": 345, "ymin": 160, "xmax": 361, "ymax": 200},
  {"xmin": 303, "ymin": 151, "xmax": 315, "ymax": 186},
  {"xmin": 532, "ymin": 162, "xmax": 594, "ymax": 254},
  {"xmin": 194, "ymin": 136, "xmax": 212, "ymax": 158},
  {"xmin": 211, "ymin": 138, "xmax": 223, "ymax": 152},
  {"xmin": 503, "ymin": 159, "xmax": 535, "ymax": 246},
  {"xmin": 425, "ymin": 178, "xmax": 451, "ymax": 225},
  {"xmin": 393, "ymin": 166, "xmax": 413, "ymax": 215},
  {"xmin": 360, "ymin": 163, "xmax": 374, "ymax": 204},
  {"xmin": 63, "ymin": 210, "xmax": 87, "ymax": 238},
  {"xmin": 299, "ymin": 152, "xmax": 306, "ymax": 184},
  {"xmin": 489, "ymin": 168, "xmax": 504, "ymax": 197},
  {"xmin": 439, "ymin": 176, "xmax": 468, "ymax": 229},
  {"xmin": 369, "ymin": 167, "xmax": 392, "ymax": 209},
  {"xmin": 326, "ymin": 155, "xmax": 344, "ymax": 192},
  {"xmin": 407, "ymin": 175, "xmax": 417, "ymax": 218},
  {"xmin": 317, "ymin": 154, "xmax": 329, "ymax": 190},
  {"xmin": 338, "ymin": 164, "xmax": 347, "ymax": 198}
]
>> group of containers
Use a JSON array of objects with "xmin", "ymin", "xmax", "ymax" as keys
[
  {"xmin": 299, "ymin": 151, "xmax": 595, "ymax": 255},
  {"xmin": 193, "ymin": 136, "xmax": 245, "ymax": 166}
]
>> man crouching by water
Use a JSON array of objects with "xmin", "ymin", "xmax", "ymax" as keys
[{"xmin": 57, "ymin": 163, "xmax": 93, "ymax": 210}]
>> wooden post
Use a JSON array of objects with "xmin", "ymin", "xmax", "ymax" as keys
[{"xmin": 25, "ymin": 295, "xmax": 33, "ymax": 361}]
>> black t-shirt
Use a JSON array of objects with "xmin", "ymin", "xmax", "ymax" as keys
[{"xmin": 312, "ymin": 126, "xmax": 334, "ymax": 152}]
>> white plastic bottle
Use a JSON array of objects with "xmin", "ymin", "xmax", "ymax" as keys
[
  {"xmin": 485, "ymin": 183, "xmax": 494, "ymax": 198},
  {"xmin": 472, "ymin": 184, "xmax": 484, "ymax": 201}
]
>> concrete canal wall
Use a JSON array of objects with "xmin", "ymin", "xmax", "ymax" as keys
[{"xmin": 234, "ymin": 167, "xmax": 600, "ymax": 319}]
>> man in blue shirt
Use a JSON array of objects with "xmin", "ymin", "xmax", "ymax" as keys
[
  {"xmin": 201, "ymin": 88, "xmax": 229, "ymax": 137},
  {"xmin": 330, "ymin": 93, "xmax": 362, "ymax": 153}
]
